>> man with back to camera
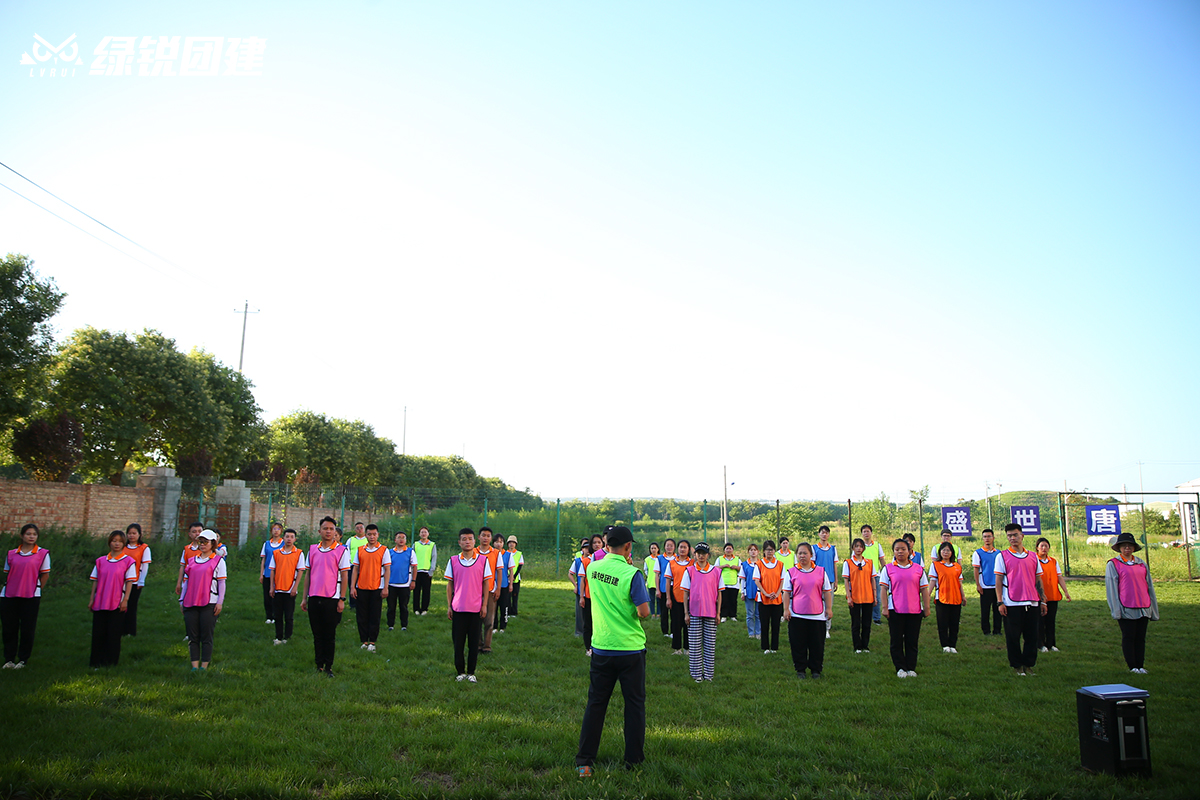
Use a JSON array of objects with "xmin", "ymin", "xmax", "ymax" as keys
[{"xmin": 576, "ymin": 525, "xmax": 650, "ymax": 777}]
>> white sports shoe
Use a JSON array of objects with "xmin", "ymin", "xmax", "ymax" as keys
[
  {"xmin": 367, "ymin": 644, "xmax": 376, "ymax": 652},
  {"xmin": 2, "ymin": 662, "xmax": 14, "ymax": 669},
  {"xmin": 1050, "ymin": 646, "xmax": 1059, "ymax": 652},
  {"xmin": 943, "ymin": 647, "xmax": 950, "ymax": 653},
  {"xmin": 906, "ymin": 670, "xmax": 917, "ymax": 678},
  {"xmin": 273, "ymin": 639, "xmax": 283, "ymax": 646},
  {"xmin": 1040, "ymin": 646, "xmax": 1049, "ymax": 653},
  {"xmin": 456, "ymin": 674, "xmax": 466, "ymax": 681},
  {"xmin": 949, "ymin": 648, "xmax": 958, "ymax": 654},
  {"xmin": 897, "ymin": 669, "xmax": 907, "ymax": 678},
  {"xmin": 467, "ymin": 675, "xmax": 477, "ymax": 683},
  {"xmin": 360, "ymin": 643, "xmax": 368, "ymax": 649},
  {"xmin": 826, "ymin": 632, "xmax": 830, "ymax": 639},
  {"xmin": 854, "ymin": 650, "xmax": 862, "ymax": 654},
  {"xmin": 13, "ymin": 662, "xmax": 25, "ymax": 670}
]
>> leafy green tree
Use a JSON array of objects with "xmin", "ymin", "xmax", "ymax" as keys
[
  {"xmin": 0, "ymin": 254, "xmax": 65, "ymax": 430},
  {"xmin": 189, "ymin": 349, "xmax": 263, "ymax": 477}
]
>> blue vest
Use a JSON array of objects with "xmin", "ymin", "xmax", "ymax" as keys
[
  {"xmin": 262, "ymin": 540, "xmax": 284, "ymax": 577},
  {"xmin": 656, "ymin": 554, "xmax": 669, "ymax": 592},
  {"xmin": 976, "ymin": 548, "xmax": 999, "ymax": 587},
  {"xmin": 741, "ymin": 561, "xmax": 758, "ymax": 598},
  {"xmin": 388, "ymin": 547, "xmax": 415, "ymax": 585},
  {"xmin": 813, "ymin": 545, "xmax": 838, "ymax": 582},
  {"xmin": 499, "ymin": 552, "xmax": 512, "ymax": 589}
]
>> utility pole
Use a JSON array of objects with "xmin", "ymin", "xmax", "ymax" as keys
[
  {"xmin": 233, "ymin": 300, "xmax": 259, "ymax": 373},
  {"xmin": 722, "ymin": 465, "xmax": 730, "ymax": 544},
  {"xmin": 402, "ymin": 406, "xmax": 407, "ymax": 455}
]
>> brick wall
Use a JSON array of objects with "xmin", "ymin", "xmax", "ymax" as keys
[
  {"xmin": 245, "ymin": 501, "xmax": 382, "ymax": 540},
  {"xmin": 0, "ymin": 478, "xmax": 156, "ymax": 537}
]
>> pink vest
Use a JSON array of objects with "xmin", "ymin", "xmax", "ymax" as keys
[
  {"xmin": 308, "ymin": 544, "xmax": 347, "ymax": 598},
  {"xmin": 182, "ymin": 555, "xmax": 222, "ymax": 607},
  {"xmin": 1112, "ymin": 559, "xmax": 1151, "ymax": 609},
  {"xmin": 788, "ymin": 566, "xmax": 826, "ymax": 616},
  {"xmin": 686, "ymin": 565, "xmax": 721, "ymax": 617},
  {"xmin": 450, "ymin": 555, "xmax": 487, "ymax": 613},
  {"xmin": 1001, "ymin": 549, "xmax": 1039, "ymax": 603},
  {"xmin": 884, "ymin": 562, "xmax": 922, "ymax": 614},
  {"xmin": 5, "ymin": 547, "xmax": 48, "ymax": 597},
  {"xmin": 92, "ymin": 555, "xmax": 133, "ymax": 611}
]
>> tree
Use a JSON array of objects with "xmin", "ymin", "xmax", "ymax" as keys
[
  {"xmin": 11, "ymin": 413, "xmax": 83, "ymax": 481},
  {"xmin": 0, "ymin": 254, "xmax": 65, "ymax": 430}
]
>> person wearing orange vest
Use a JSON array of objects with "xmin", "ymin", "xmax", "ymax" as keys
[
  {"xmin": 476, "ymin": 526, "xmax": 504, "ymax": 655},
  {"xmin": 350, "ymin": 524, "xmax": 391, "ymax": 653},
  {"xmin": 122, "ymin": 522, "xmax": 152, "ymax": 637},
  {"xmin": 662, "ymin": 540, "xmax": 693, "ymax": 655},
  {"xmin": 1035, "ymin": 537, "xmax": 1071, "ymax": 653},
  {"xmin": 928, "ymin": 541, "xmax": 963, "ymax": 654},
  {"xmin": 752, "ymin": 540, "xmax": 784, "ymax": 654},
  {"xmin": 842, "ymin": 537, "xmax": 878, "ymax": 654}
]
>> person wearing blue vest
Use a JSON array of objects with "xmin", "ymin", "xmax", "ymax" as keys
[
  {"xmin": 971, "ymin": 529, "xmax": 1002, "ymax": 635},
  {"xmin": 387, "ymin": 532, "xmax": 416, "ymax": 631},
  {"xmin": 575, "ymin": 525, "xmax": 650, "ymax": 777},
  {"xmin": 741, "ymin": 543, "xmax": 760, "ymax": 640},
  {"xmin": 496, "ymin": 535, "xmax": 515, "ymax": 632},
  {"xmin": 812, "ymin": 526, "xmax": 839, "ymax": 638},
  {"xmin": 569, "ymin": 539, "xmax": 591, "ymax": 637}
]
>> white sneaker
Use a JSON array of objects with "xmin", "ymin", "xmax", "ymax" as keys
[
  {"xmin": 456, "ymin": 674, "xmax": 466, "ymax": 682},
  {"xmin": 855, "ymin": 650, "xmax": 862, "ymax": 654},
  {"xmin": 467, "ymin": 674, "xmax": 477, "ymax": 683},
  {"xmin": 720, "ymin": 617, "xmax": 727, "ymax": 622},
  {"xmin": 763, "ymin": 650, "xmax": 771, "ymax": 656},
  {"xmin": 360, "ymin": 643, "xmax": 368, "ymax": 649},
  {"xmin": 13, "ymin": 662, "xmax": 25, "ymax": 670},
  {"xmin": 266, "ymin": 619, "xmax": 274, "ymax": 624},
  {"xmin": 826, "ymin": 632, "xmax": 830, "ymax": 639},
  {"xmin": 388, "ymin": 627, "xmax": 394, "ymax": 631},
  {"xmin": 281, "ymin": 640, "xmax": 288, "ymax": 645},
  {"xmin": 1040, "ymin": 646, "xmax": 1049, "ymax": 653},
  {"xmin": 1051, "ymin": 646, "xmax": 1060, "ymax": 652},
  {"xmin": 949, "ymin": 648, "xmax": 958, "ymax": 654},
  {"xmin": 498, "ymin": 629, "xmax": 505, "ymax": 634},
  {"xmin": 906, "ymin": 670, "xmax": 917, "ymax": 677},
  {"xmin": 367, "ymin": 644, "xmax": 376, "ymax": 652},
  {"xmin": 897, "ymin": 669, "xmax": 907, "ymax": 678},
  {"xmin": 2, "ymin": 662, "xmax": 14, "ymax": 669},
  {"xmin": 943, "ymin": 647, "xmax": 950, "ymax": 653},
  {"xmin": 401, "ymin": 627, "xmax": 406, "ymax": 631},
  {"xmin": 683, "ymin": 649, "xmax": 690, "ymax": 655},
  {"xmin": 273, "ymin": 639, "xmax": 283, "ymax": 646},
  {"xmin": 585, "ymin": 649, "xmax": 592, "ymax": 656}
]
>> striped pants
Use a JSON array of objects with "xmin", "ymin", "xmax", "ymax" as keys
[{"xmin": 687, "ymin": 616, "xmax": 717, "ymax": 681}]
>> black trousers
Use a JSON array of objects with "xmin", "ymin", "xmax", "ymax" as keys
[
  {"xmin": 123, "ymin": 586, "xmax": 142, "ymax": 636},
  {"xmin": 307, "ymin": 596, "xmax": 342, "ymax": 670},
  {"xmin": 356, "ymin": 588, "xmax": 383, "ymax": 643},
  {"xmin": 184, "ymin": 604, "xmax": 216, "ymax": 663},
  {"xmin": 452, "ymin": 609, "xmax": 481, "ymax": 675},
  {"xmin": 849, "ymin": 603, "xmax": 873, "ymax": 651},
  {"xmin": 980, "ymin": 589, "xmax": 1002, "ymax": 634},
  {"xmin": 509, "ymin": 583, "xmax": 520, "ymax": 615},
  {"xmin": 414, "ymin": 572, "xmax": 432, "ymax": 612},
  {"xmin": 720, "ymin": 588, "xmax": 739, "ymax": 619},
  {"xmin": 583, "ymin": 598, "xmax": 594, "ymax": 651},
  {"xmin": 669, "ymin": 599, "xmax": 690, "ymax": 650},
  {"xmin": 935, "ymin": 601, "xmax": 961, "ymax": 648},
  {"xmin": 262, "ymin": 575, "xmax": 274, "ymax": 621},
  {"xmin": 496, "ymin": 586, "xmax": 510, "ymax": 630},
  {"xmin": 387, "ymin": 586, "xmax": 411, "ymax": 629},
  {"xmin": 788, "ymin": 617, "xmax": 826, "ymax": 674},
  {"xmin": 1041, "ymin": 600, "xmax": 1059, "ymax": 648},
  {"xmin": 887, "ymin": 612, "xmax": 922, "ymax": 672},
  {"xmin": 90, "ymin": 609, "xmax": 124, "ymax": 667},
  {"xmin": 575, "ymin": 594, "xmax": 585, "ymax": 635},
  {"xmin": 759, "ymin": 603, "xmax": 782, "ymax": 651},
  {"xmin": 576, "ymin": 651, "xmax": 646, "ymax": 767},
  {"xmin": 1, "ymin": 596, "xmax": 40, "ymax": 663},
  {"xmin": 1002, "ymin": 605, "xmax": 1040, "ymax": 669},
  {"xmin": 1118, "ymin": 617, "xmax": 1149, "ymax": 669},
  {"xmin": 272, "ymin": 593, "xmax": 296, "ymax": 640},
  {"xmin": 659, "ymin": 594, "xmax": 669, "ymax": 636}
]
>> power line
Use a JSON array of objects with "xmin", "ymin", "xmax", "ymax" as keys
[
  {"xmin": 0, "ymin": 181, "xmax": 166, "ymax": 274},
  {"xmin": 0, "ymin": 159, "xmax": 182, "ymax": 272}
]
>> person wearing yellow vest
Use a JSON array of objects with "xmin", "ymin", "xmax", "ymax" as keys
[
  {"xmin": 345, "ymin": 522, "xmax": 368, "ymax": 610},
  {"xmin": 575, "ymin": 526, "xmax": 650, "ymax": 776},
  {"xmin": 716, "ymin": 543, "xmax": 740, "ymax": 622},
  {"xmin": 411, "ymin": 527, "xmax": 437, "ymax": 616},
  {"xmin": 927, "ymin": 541, "xmax": 963, "ymax": 654},
  {"xmin": 776, "ymin": 538, "xmax": 795, "ymax": 571},
  {"xmin": 860, "ymin": 525, "xmax": 887, "ymax": 625},
  {"xmin": 1034, "ymin": 537, "xmax": 1071, "ymax": 653}
]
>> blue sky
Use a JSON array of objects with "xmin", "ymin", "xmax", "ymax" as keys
[{"xmin": 3, "ymin": 1, "xmax": 1198, "ymax": 504}]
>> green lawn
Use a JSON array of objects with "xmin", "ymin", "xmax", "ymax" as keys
[{"xmin": 0, "ymin": 554, "xmax": 1195, "ymax": 799}]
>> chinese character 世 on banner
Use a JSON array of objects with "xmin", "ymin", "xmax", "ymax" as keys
[{"xmin": 1010, "ymin": 506, "xmax": 1042, "ymax": 536}]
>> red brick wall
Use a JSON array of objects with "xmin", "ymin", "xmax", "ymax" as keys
[{"xmin": 0, "ymin": 478, "xmax": 156, "ymax": 537}]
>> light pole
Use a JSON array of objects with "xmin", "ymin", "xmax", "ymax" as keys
[{"xmin": 722, "ymin": 465, "xmax": 730, "ymax": 544}]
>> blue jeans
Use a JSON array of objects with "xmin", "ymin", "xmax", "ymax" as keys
[
  {"xmin": 872, "ymin": 577, "xmax": 883, "ymax": 623},
  {"xmin": 744, "ymin": 598, "xmax": 760, "ymax": 637},
  {"xmin": 648, "ymin": 590, "xmax": 658, "ymax": 616}
]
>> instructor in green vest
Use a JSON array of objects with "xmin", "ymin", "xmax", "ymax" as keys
[{"xmin": 575, "ymin": 525, "xmax": 650, "ymax": 777}]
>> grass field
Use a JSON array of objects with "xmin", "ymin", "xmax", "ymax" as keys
[{"xmin": 0, "ymin": 552, "xmax": 1195, "ymax": 799}]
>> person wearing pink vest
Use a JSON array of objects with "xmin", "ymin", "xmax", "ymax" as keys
[
  {"xmin": 88, "ymin": 531, "xmax": 137, "ymax": 668},
  {"xmin": 1105, "ymin": 531, "xmax": 1159, "ymax": 674},
  {"xmin": 301, "ymin": 517, "xmax": 352, "ymax": 678},
  {"xmin": 782, "ymin": 543, "xmax": 832, "ymax": 679},
  {"xmin": 879, "ymin": 538, "xmax": 930, "ymax": 678},
  {"xmin": 1, "ymin": 524, "xmax": 51, "ymax": 669},
  {"xmin": 681, "ymin": 542, "xmax": 722, "ymax": 682},
  {"xmin": 181, "ymin": 530, "xmax": 227, "ymax": 670},
  {"xmin": 993, "ymin": 523, "xmax": 1047, "ymax": 676},
  {"xmin": 445, "ymin": 528, "xmax": 492, "ymax": 682}
]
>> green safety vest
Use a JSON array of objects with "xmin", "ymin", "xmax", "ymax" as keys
[
  {"xmin": 414, "ymin": 540, "xmax": 435, "ymax": 571},
  {"xmin": 511, "ymin": 550, "xmax": 523, "ymax": 583},
  {"xmin": 588, "ymin": 555, "xmax": 646, "ymax": 652},
  {"xmin": 778, "ymin": 551, "xmax": 795, "ymax": 571},
  {"xmin": 717, "ymin": 555, "xmax": 740, "ymax": 586}
]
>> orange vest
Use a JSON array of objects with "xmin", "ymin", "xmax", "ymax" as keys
[
  {"xmin": 757, "ymin": 560, "xmax": 783, "ymax": 605},
  {"xmin": 581, "ymin": 555, "xmax": 592, "ymax": 598},
  {"xmin": 271, "ymin": 548, "xmax": 304, "ymax": 592},
  {"xmin": 669, "ymin": 556, "xmax": 693, "ymax": 602},
  {"xmin": 478, "ymin": 548, "xmax": 502, "ymax": 593},
  {"xmin": 1039, "ymin": 556, "xmax": 1062, "ymax": 601},
  {"xmin": 931, "ymin": 561, "xmax": 963, "ymax": 605},
  {"xmin": 845, "ymin": 557, "xmax": 875, "ymax": 604},
  {"xmin": 355, "ymin": 545, "xmax": 386, "ymax": 590}
]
